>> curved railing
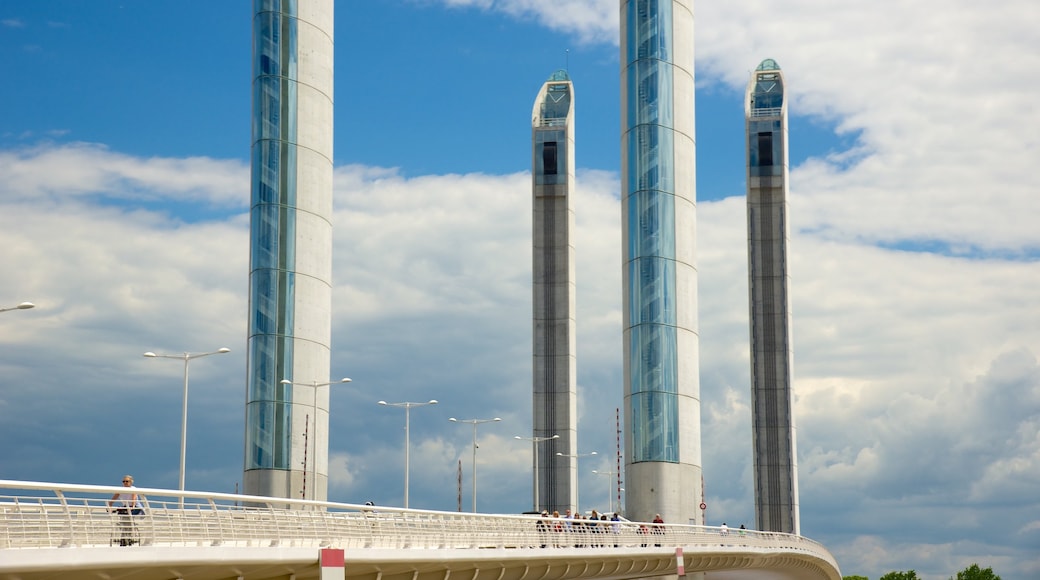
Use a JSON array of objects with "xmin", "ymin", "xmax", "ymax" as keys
[{"xmin": 0, "ymin": 479, "xmax": 837, "ymax": 572}]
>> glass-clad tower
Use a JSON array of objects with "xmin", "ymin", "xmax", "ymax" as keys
[
  {"xmin": 620, "ymin": 0, "xmax": 701, "ymax": 525},
  {"xmin": 745, "ymin": 58, "xmax": 799, "ymax": 534},
  {"xmin": 531, "ymin": 70, "xmax": 577, "ymax": 515},
  {"xmin": 245, "ymin": 0, "xmax": 335, "ymax": 501}
]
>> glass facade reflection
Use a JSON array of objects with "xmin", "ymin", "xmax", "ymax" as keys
[
  {"xmin": 247, "ymin": 2, "xmax": 300, "ymax": 473},
  {"xmin": 624, "ymin": 0, "xmax": 685, "ymax": 464}
]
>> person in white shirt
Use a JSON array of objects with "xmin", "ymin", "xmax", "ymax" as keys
[{"xmin": 109, "ymin": 475, "xmax": 142, "ymax": 545}]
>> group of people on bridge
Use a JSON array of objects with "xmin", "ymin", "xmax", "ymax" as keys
[{"xmin": 535, "ymin": 509, "xmax": 664, "ymax": 548}]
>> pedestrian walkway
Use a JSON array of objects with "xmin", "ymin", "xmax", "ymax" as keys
[{"xmin": 0, "ymin": 479, "xmax": 840, "ymax": 580}]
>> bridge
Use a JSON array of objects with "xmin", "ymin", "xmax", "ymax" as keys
[{"xmin": 0, "ymin": 480, "xmax": 840, "ymax": 580}]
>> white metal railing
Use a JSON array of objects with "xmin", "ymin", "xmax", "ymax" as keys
[
  {"xmin": 0, "ymin": 479, "xmax": 837, "ymax": 571},
  {"xmin": 751, "ymin": 107, "xmax": 782, "ymax": 117}
]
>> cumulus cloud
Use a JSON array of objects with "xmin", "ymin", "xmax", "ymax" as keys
[
  {"xmin": 0, "ymin": 142, "xmax": 247, "ymax": 206},
  {"xmin": 433, "ymin": 0, "xmax": 617, "ymax": 45},
  {"xmin": 2, "ymin": 134, "xmax": 1038, "ymax": 576}
]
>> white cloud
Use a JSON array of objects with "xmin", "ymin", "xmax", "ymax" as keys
[
  {"xmin": 0, "ymin": 142, "xmax": 247, "ymax": 207},
  {"xmin": 2, "ymin": 130, "xmax": 1038, "ymax": 575},
  {"xmin": 433, "ymin": 0, "xmax": 617, "ymax": 45}
]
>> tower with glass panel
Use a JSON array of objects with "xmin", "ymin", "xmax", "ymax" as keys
[
  {"xmin": 745, "ymin": 58, "xmax": 800, "ymax": 534},
  {"xmin": 244, "ymin": 0, "xmax": 335, "ymax": 501},
  {"xmin": 620, "ymin": 0, "xmax": 701, "ymax": 525},
  {"xmin": 531, "ymin": 70, "xmax": 577, "ymax": 515}
]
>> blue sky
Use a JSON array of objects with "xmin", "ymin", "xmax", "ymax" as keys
[{"xmin": 1, "ymin": 1, "xmax": 1039, "ymax": 579}]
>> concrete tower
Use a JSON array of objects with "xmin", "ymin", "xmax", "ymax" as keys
[
  {"xmin": 244, "ymin": 0, "xmax": 335, "ymax": 501},
  {"xmin": 531, "ymin": 70, "xmax": 577, "ymax": 515},
  {"xmin": 620, "ymin": 0, "xmax": 702, "ymax": 525},
  {"xmin": 745, "ymin": 58, "xmax": 800, "ymax": 534}
]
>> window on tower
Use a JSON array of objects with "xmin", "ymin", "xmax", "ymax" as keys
[
  {"xmin": 757, "ymin": 132, "xmax": 774, "ymax": 166},
  {"xmin": 543, "ymin": 141, "xmax": 558, "ymax": 175}
]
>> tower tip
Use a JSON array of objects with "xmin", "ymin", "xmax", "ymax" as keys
[{"xmin": 756, "ymin": 58, "xmax": 781, "ymax": 71}]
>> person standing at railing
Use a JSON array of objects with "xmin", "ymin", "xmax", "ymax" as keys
[
  {"xmin": 652, "ymin": 514, "xmax": 664, "ymax": 547},
  {"xmin": 108, "ymin": 474, "xmax": 143, "ymax": 546},
  {"xmin": 536, "ymin": 511, "xmax": 550, "ymax": 548},
  {"xmin": 551, "ymin": 510, "xmax": 563, "ymax": 547}
]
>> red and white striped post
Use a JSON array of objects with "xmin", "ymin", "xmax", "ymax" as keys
[{"xmin": 319, "ymin": 548, "xmax": 345, "ymax": 580}]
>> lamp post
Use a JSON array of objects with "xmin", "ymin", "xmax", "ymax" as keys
[
  {"xmin": 514, "ymin": 434, "xmax": 559, "ymax": 513},
  {"xmin": 379, "ymin": 399, "xmax": 438, "ymax": 508},
  {"xmin": 280, "ymin": 377, "xmax": 352, "ymax": 501},
  {"xmin": 556, "ymin": 450, "xmax": 597, "ymax": 514},
  {"xmin": 592, "ymin": 469, "xmax": 617, "ymax": 514},
  {"xmin": 449, "ymin": 417, "xmax": 502, "ymax": 512},
  {"xmin": 143, "ymin": 347, "xmax": 230, "ymax": 501},
  {"xmin": 0, "ymin": 302, "xmax": 34, "ymax": 313}
]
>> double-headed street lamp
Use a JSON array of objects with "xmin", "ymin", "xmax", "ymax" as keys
[
  {"xmin": 0, "ymin": 302, "xmax": 34, "ymax": 313},
  {"xmin": 514, "ymin": 434, "xmax": 559, "ymax": 513},
  {"xmin": 592, "ymin": 469, "xmax": 618, "ymax": 514},
  {"xmin": 449, "ymin": 416, "xmax": 502, "ymax": 512},
  {"xmin": 143, "ymin": 347, "xmax": 230, "ymax": 499},
  {"xmin": 556, "ymin": 450, "xmax": 597, "ymax": 514},
  {"xmin": 379, "ymin": 399, "xmax": 438, "ymax": 508},
  {"xmin": 280, "ymin": 377, "xmax": 352, "ymax": 501}
]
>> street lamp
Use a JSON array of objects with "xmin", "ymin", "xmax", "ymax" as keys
[
  {"xmin": 280, "ymin": 377, "xmax": 352, "ymax": 501},
  {"xmin": 556, "ymin": 450, "xmax": 597, "ymax": 514},
  {"xmin": 592, "ymin": 469, "xmax": 617, "ymax": 514},
  {"xmin": 379, "ymin": 399, "xmax": 438, "ymax": 508},
  {"xmin": 449, "ymin": 416, "xmax": 502, "ymax": 512},
  {"xmin": 0, "ymin": 302, "xmax": 34, "ymax": 313},
  {"xmin": 143, "ymin": 347, "xmax": 230, "ymax": 500},
  {"xmin": 514, "ymin": 434, "xmax": 559, "ymax": 513}
]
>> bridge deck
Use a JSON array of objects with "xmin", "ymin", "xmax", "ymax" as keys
[{"xmin": 0, "ymin": 480, "xmax": 840, "ymax": 580}]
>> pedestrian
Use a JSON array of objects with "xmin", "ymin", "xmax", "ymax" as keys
[
  {"xmin": 108, "ymin": 474, "xmax": 142, "ymax": 546},
  {"xmin": 551, "ymin": 510, "xmax": 563, "ymax": 547},
  {"xmin": 537, "ymin": 511, "xmax": 550, "ymax": 548},
  {"xmin": 652, "ymin": 513, "xmax": 664, "ymax": 546}
]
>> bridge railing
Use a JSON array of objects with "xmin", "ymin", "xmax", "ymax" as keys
[{"xmin": 0, "ymin": 479, "xmax": 836, "ymax": 569}]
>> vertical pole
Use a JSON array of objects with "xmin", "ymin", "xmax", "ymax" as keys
[
  {"xmin": 179, "ymin": 354, "xmax": 190, "ymax": 508},
  {"xmin": 574, "ymin": 465, "xmax": 580, "ymax": 516},
  {"xmin": 404, "ymin": 405, "xmax": 410, "ymax": 508},
  {"xmin": 302, "ymin": 414, "xmax": 309, "ymax": 499},
  {"xmin": 533, "ymin": 440, "xmax": 539, "ymax": 512},
  {"xmin": 312, "ymin": 382, "xmax": 319, "ymax": 501},
  {"xmin": 471, "ymin": 422, "xmax": 478, "ymax": 512}
]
